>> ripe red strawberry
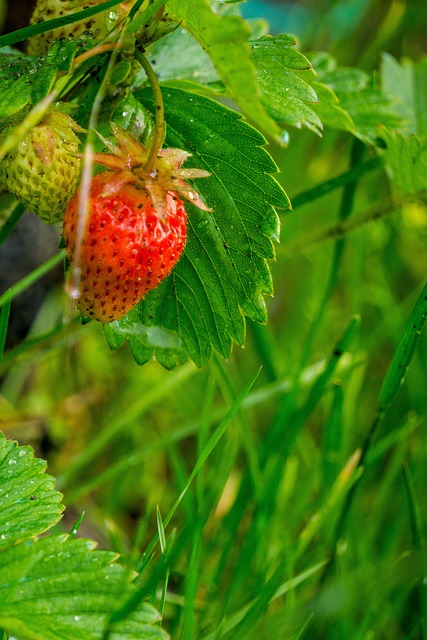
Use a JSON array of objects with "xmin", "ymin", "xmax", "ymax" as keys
[
  {"xmin": 63, "ymin": 123, "xmax": 210, "ymax": 323},
  {"xmin": 63, "ymin": 173, "xmax": 187, "ymax": 322}
]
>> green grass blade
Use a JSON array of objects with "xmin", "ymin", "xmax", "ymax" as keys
[
  {"xmin": 0, "ymin": 296, "xmax": 11, "ymax": 362},
  {"xmin": 402, "ymin": 461, "xmax": 427, "ymax": 640},
  {"xmin": 163, "ymin": 367, "xmax": 261, "ymax": 528},
  {"xmin": 325, "ymin": 283, "xmax": 427, "ymax": 580},
  {"xmin": 378, "ymin": 281, "xmax": 427, "ymax": 415},
  {"xmin": 138, "ymin": 368, "xmax": 261, "ymax": 570},
  {"xmin": 57, "ymin": 362, "xmax": 196, "ymax": 490},
  {"xmin": 291, "ymin": 613, "xmax": 315, "ymax": 640},
  {"xmin": 322, "ymin": 383, "xmax": 344, "ymax": 491},
  {"xmin": 212, "ymin": 316, "xmax": 360, "ymax": 597},
  {"xmin": 267, "ymin": 314, "xmax": 360, "ymax": 452},
  {"xmin": 296, "ymin": 449, "xmax": 363, "ymax": 558},
  {"xmin": 0, "ymin": 251, "xmax": 64, "ymax": 309},
  {"xmin": 68, "ymin": 511, "xmax": 85, "ymax": 539},
  {"xmin": 277, "ymin": 139, "xmax": 364, "ymax": 429},
  {"xmin": 64, "ymin": 355, "xmax": 361, "ymax": 502},
  {"xmin": 202, "ymin": 562, "xmax": 325, "ymax": 640},
  {"xmin": 156, "ymin": 506, "xmax": 167, "ymax": 555},
  {"xmin": 213, "ymin": 356, "xmax": 262, "ymax": 491},
  {"xmin": 0, "ymin": 0, "xmax": 124, "ymax": 47},
  {"xmin": 106, "ymin": 369, "xmax": 261, "ymax": 630},
  {"xmin": 156, "ymin": 506, "xmax": 170, "ymax": 622},
  {"xmin": 182, "ymin": 521, "xmax": 203, "ymax": 640},
  {"xmin": 291, "ymin": 156, "xmax": 384, "ymax": 209},
  {"xmin": 0, "ymin": 203, "xmax": 25, "ymax": 247},
  {"xmin": 248, "ymin": 321, "xmax": 279, "ymax": 381}
]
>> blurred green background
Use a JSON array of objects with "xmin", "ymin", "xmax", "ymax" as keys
[{"xmin": 1, "ymin": 1, "xmax": 426, "ymax": 639}]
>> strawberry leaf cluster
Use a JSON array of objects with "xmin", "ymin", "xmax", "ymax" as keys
[
  {"xmin": 0, "ymin": 0, "xmax": 406, "ymax": 369},
  {"xmin": 0, "ymin": 433, "xmax": 168, "ymax": 639},
  {"xmin": 103, "ymin": 87, "xmax": 289, "ymax": 369}
]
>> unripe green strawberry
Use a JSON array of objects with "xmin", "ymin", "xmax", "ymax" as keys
[
  {"xmin": 0, "ymin": 109, "xmax": 83, "ymax": 224},
  {"xmin": 26, "ymin": 0, "xmax": 130, "ymax": 56}
]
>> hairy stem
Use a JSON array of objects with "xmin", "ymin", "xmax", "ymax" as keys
[{"xmin": 135, "ymin": 48, "xmax": 165, "ymax": 173}]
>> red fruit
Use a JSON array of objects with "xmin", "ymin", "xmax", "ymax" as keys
[
  {"xmin": 63, "ymin": 122, "xmax": 210, "ymax": 322},
  {"xmin": 63, "ymin": 172, "xmax": 187, "ymax": 323}
]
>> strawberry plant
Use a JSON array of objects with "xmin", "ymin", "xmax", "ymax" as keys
[
  {"xmin": 0, "ymin": 1, "xmax": 426, "ymax": 639},
  {"xmin": 0, "ymin": 432, "xmax": 168, "ymax": 639}
]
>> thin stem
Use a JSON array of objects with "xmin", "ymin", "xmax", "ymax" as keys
[
  {"xmin": 0, "ymin": 320, "xmax": 80, "ymax": 372},
  {"xmin": 135, "ymin": 48, "xmax": 165, "ymax": 173},
  {"xmin": 278, "ymin": 189, "xmax": 427, "ymax": 257},
  {"xmin": 69, "ymin": 32, "xmax": 124, "ymax": 303},
  {"xmin": 0, "ymin": 202, "xmax": 25, "ymax": 246},
  {"xmin": 291, "ymin": 156, "xmax": 384, "ymax": 210},
  {"xmin": 0, "ymin": 251, "xmax": 64, "ymax": 308},
  {"xmin": 72, "ymin": 43, "xmax": 119, "ymax": 69}
]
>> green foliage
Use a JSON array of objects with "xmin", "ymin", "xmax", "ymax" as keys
[
  {"xmin": 165, "ymin": 0, "xmax": 282, "ymax": 141},
  {"xmin": 0, "ymin": 434, "xmax": 168, "ymax": 639},
  {"xmin": 381, "ymin": 53, "xmax": 427, "ymax": 137},
  {"xmin": 308, "ymin": 51, "xmax": 402, "ymax": 143},
  {"xmin": 0, "ymin": 54, "xmax": 44, "ymax": 119},
  {"xmin": 0, "ymin": 0, "xmax": 409, "ymax": 367},
  {"xmin": 381, "ymin": 129, "xmax": 427, "ymax": 195},
  {"xmin": 0, "ymin": 1, "xmax": 427, "ymax": 639},
  {"xmin": 249, "ymin": 35, "xmax": 322, "ymax": 136},
  {"xmin": 0, "ymin": 434, "xmax": 62, "ymax": 549},
  {"xmin": 104, "ymin": 88, "xmax": 287, "ymax": 368}
]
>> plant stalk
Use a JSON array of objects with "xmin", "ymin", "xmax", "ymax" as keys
[{"xmin": 135, "ymin": 48, "xmax": 165, "ymax": 173}]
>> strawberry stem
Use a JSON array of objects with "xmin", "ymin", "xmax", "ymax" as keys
[
  {"xmin": 72, "ymin": 43, "xmax": 119, "ymax": 69},
  {"xmin": 135, "ymin": 48, "xmax": 165, "ymax": 174}
]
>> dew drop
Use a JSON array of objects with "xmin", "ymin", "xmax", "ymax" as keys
[{"xmin": 69, "ymin": 288, "xmax": 81, "ymax": 300}]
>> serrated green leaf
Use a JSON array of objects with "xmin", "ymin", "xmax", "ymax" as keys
[
  {"xmin": 250, "ymin": 35, "xmax": 313, "ymax": 72},
  {"xmin": 104, "ymin": 88, "xmax": 289, "ymax": 369},
  {"xmin": 145, "ymin": 30, "xmax": 322, "ymax": 137},
  {"xmin": 0, "ymin": 54, "xmax": 43, "ymax": 119},
  {"xmin": 308, "ymin": 81, "xmax": 354, "ymax": 133},
  {"xmin": 164, "ymin": 0, "xmax": 282, "ymax": 141},
  {"xmin": 380, "ymin": 128, "xmax": 427, "ymax": 194},
  {"xmin": 249, "ymin": 36, "xmax": 322, "ymax": 135},
  {"xmin": 0, "ymin": 434, "xmax": 63, "ymax": 550},
  {"xmin": 0, "ymin": 39, "xmax": 81, "ymax": 119},
  {"xmin": 308, "ymin": 51, "xmax": 401, "ymax": 143},
  {"xmin": 381, "ymin": 53, "xmax": 427, "ymax": 138},
  {"xmin": 0, "ymin": 535, "xmax": 168, "ymax": 640}
]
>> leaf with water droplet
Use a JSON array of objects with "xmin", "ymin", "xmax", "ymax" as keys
[
  {"xmin": 0, "ymin": 433, "xmax": 63, "ymax": 550},
  {"xmin": 0, "ymin": 534, "xmax": 168, "ymax": 639},
  {"xmin": 104, "ymin": 88, "xmax": 290, "ymax": 368}
]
